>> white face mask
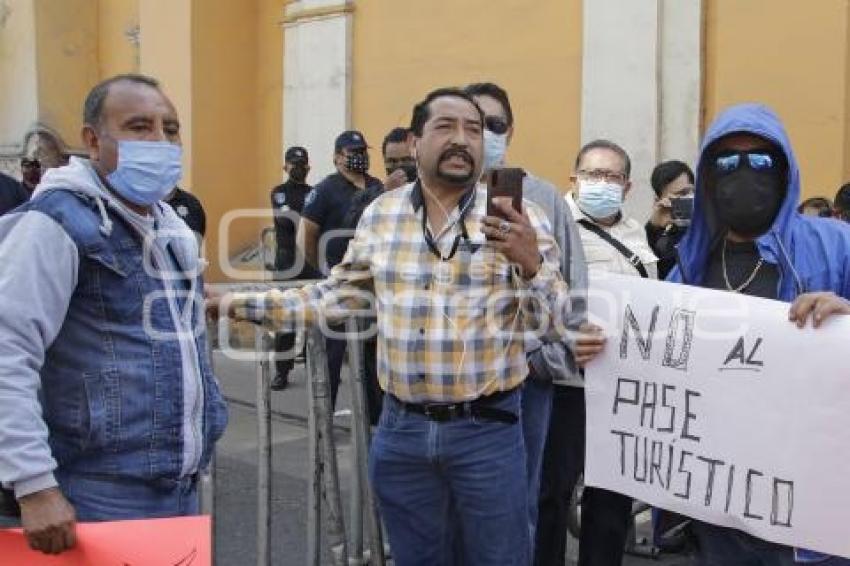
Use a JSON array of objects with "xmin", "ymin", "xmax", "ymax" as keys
[
  {"xmin": 576, "ymin": 179, "xmax": 624, "ymax": 220},
  {"xmin": 483, "ymin": 129, "xmax": 508, "ymax": 171}
]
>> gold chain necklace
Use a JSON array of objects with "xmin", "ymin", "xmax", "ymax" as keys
[{"xmin": 722, "ymin": 238, "xmax": 764, "ymax": 293}]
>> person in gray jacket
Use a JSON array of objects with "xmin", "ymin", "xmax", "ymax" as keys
[
  {"xmin": 0, "ymin": 74, "xmax": 227, "ymax": 555},
  {"xmin": 465, "ymin": 82, "xmax": 591, "ymax": 552}
]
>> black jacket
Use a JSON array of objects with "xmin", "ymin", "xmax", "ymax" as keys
[
  {"xmin": 165, "ymin": 188, "xmax": 207, "ymax": 236},
  {"xmin": 270, "ymin": 179, "xmax": 313, "ymax": 275},
  {"xmin": 0, "ymin": 173, "xmax": 28, "ymax": 216},
  {"xmin": 645, "ymin": 222, "xmax": 686, "ymax": 280}
]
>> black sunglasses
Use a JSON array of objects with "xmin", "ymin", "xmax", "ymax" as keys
[{"xmin": 484, "ymin": 116, "xmax": 509, "ymax": 135}]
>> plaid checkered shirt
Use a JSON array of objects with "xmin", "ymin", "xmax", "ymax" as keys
[{"xmin": 230, "ymin": 182, "xmax": 570, "ymax": 403}]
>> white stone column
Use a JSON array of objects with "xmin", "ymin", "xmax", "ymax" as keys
[
  {"xmin": 282, "ymin": 0, "xmax": 353, "ymax": 181},
  {"xmin": 659, "ymin": 0, "xmax": 703, "ymax": 168},
  {"xmin": 581, "ymin": 0, "xmax": 702, "ymax": 222}
]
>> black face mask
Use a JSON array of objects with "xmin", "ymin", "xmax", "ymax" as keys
[
  {"xmin": 712, "ymin": 168, "xmax": 785, "ymax": 237},
  {"xmin": 401, "ymin": 163, "xmax": 418, "ymax": 182},
  {"xmin": 345, "ymin": 151, "xmax": 370, "ymax": 174},
  {"xmin": 386, "ymin": 163, "xmax": 418, "ymax": 183},
  {"xmin": 289, "ymin": 164, "xmax": 308, "ymax": 183}
]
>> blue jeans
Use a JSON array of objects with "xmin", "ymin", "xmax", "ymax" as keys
[
  {"xmin": 369, "ymin": 390, "xmax": 529, "ymax": 566},
  {"xmin": 693, "ymin": 522, "xmax": 850, "ymax": 566},
  {"xmin": 56, "ymin": 471, "xmax": 199, "ymax": 521},
  {"xmin": 521, "ymin": 377, "xmax": 554, "ymax": 545}
]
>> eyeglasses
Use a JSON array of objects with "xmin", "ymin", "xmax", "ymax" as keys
[
  {"xmin": 576, "ymin": 169, "xmax": 627, "ymax": 184},
  {"xmin": 484, "ymin": 116, "xmax": 509, "ymax": 135},
  {"xmin": 712, "ymin": 150, "xmax": 780, "ymax": 175}
]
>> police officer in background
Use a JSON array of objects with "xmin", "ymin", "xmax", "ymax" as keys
[
  {"xmin": 271, "ymin": 146, "xmax": 315, "ymax": 278},
  {"xmin": 269, "ymin": 146, "xmax": 318, "ymax": 390},
  {"xmin": 297, "ymin": 131, "xmax": 382, "ymax": 406},
  {"xmin": 165, "ymin": 186, "xmax": 206, "ymax": 237}
]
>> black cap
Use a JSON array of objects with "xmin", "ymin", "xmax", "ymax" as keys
[
  {"xmin": 334, "ymin": 130, "xmax": 369, "ymax": 152},
  {"xmin": 284, "ymin": 146, "xmax": 308, "ymax": 163}
]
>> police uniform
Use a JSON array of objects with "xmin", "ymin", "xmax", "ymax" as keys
[
  {"xmin": 270, "ymin": 146, "xmax": 317, "ymax": 390},
  {"xmin": 165, "ymin": 187, "xmax": 206, "ymax": 237}
]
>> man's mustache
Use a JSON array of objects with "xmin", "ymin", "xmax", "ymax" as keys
[{"xmin": 439, "ymin": 147, "xmax": 474, "ymax": 166}]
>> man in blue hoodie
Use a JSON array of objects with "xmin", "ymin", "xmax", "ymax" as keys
[{"xmin": 669, "ymin": 103, "xmax": 850, "ymax": 565}]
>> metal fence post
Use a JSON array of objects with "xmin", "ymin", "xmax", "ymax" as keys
[
  {"xmin": 345, "ymin": 318, "xmax": 386, "ymax": 566},
  {"xmin": 305, "ymin": 327, "xmax": 348, "ymax": 566},
  {"xmin": 201, "ymin": 334, "xmax": 218, "ymax": 566},
  {"xmin": 346, "ymin": 320, "xmax": 364, "ymax": 565},
  {"xmin": 256, "ymin": 329, "xmax": 273, "ymax": 566},
  {"xmin": 306, "ymin": 328, "xmax": 323, "ymax": 566}
]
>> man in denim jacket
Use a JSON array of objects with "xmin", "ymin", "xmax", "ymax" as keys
[{"xmin": 0, "ymin": 74, "xmax": 228, "ymax": 554}]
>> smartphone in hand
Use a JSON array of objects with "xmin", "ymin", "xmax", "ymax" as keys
[{"xmin": 486, "ymin": 167, "xmax": 525, "ymax": 223}]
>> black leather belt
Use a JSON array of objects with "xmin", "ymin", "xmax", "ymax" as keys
[{"xmin": 392, "ymin": 387, "xmax": 519, "ymax": 424}]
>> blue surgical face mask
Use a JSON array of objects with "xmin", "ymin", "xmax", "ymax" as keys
[
  {"xmin": 106, "ymin": 140, "xmax": 183, "ymax": 206},
  {"xmin": 577, "ymin": 179, "xmax": 623, "ymax": 220},
  {"xmin": 483, "ymin": 129, "xmax": 508, "ymax": 171}
]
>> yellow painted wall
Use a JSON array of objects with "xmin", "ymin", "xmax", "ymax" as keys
[
  {"xmin": 136, "ymin": 0, "xmax": 285, "ymax": 281},
  {"xmin": 0, "ymin": 0, "xmax": 38, "ymax": 149},
  {"xmin": 351, "ymin": 0, "xmax": 583, "ymax": 191},
  {"xmin": 97, "ymin": 0, "xmax": 139, "ymax": 77},
  {"xmin": 139, "ymin": 0, "xmax": 193, "ymax": 188},
  {"xmin": 255, "ymin": 0, "xmax": 286, "ymax": 200},
  {"xmin": 191, "ymin": 0, "xmax": 262, "ymax": 281},
  {"xmin": 704, "ymin": 0, "xmax": 850, "ymax": 202},
  {"xmin": 33, "ymin": 0, "xmax": 99, "ymax": 148}
]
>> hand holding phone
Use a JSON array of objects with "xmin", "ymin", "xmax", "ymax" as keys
[{"xmin": 486, "ymin": 167, "xmax": 525, "ymax": 229}]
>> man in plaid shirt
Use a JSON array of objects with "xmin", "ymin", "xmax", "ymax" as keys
[{"xmin": 218, "ymin": 87, "xmax": 570, "ymax": 565}]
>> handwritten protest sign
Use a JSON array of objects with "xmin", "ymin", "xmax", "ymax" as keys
[
  {"xmin": 0, "ymin": 515, "xmax": 210, "ymax": 565},
  {"xmin": 585, "ymin": 273, "xmax": 850, "ymax": 558}
]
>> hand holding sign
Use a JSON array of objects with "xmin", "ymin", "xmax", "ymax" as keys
[
  {"xmin": 585, "ymin": 273, "xmax": 850, "ymax": 559},
  {"xmin": 18, "ymin": 487, "xmax": 76, "ymax": 555},
  {"xmin": 574, "ymin": 322, "xmax": 607, "ymax": 368},
  {"xmin": 0, "ymin": 515, "xmax": 210, "ymax": 565},
  {"xmin": 788, "ymin": 291, "xmax": 850, "ymax": 328}
]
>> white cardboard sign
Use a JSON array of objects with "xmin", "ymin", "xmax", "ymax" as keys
[{"xmin": 584, "ymin": 272, "xmax": 850, "ymax": 558}]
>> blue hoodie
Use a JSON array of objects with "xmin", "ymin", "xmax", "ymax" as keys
[
  {"xmin": 670, "ymin": 103, "xmax": 850, "ymax": 302},
  {"xmin": 670, "ymin": 104, "xmax": 850, "ymax": 561}
]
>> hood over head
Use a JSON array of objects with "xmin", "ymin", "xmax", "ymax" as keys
[{"xmin": 673, "ymin": 103, "xmax": 801, "ymax": 287}]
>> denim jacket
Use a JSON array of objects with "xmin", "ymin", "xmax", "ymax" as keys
[{"xmin": 0, "ymin": 158, "xmax": 227, "ymax": 498}]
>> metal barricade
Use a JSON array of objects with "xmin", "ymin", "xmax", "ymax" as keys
[
  {"xmin": 344, "ymin": 318, "xmax": 386, "ymax": 566},
  {"xmin": 305, "ymin": 327, "xmax": 348, "ymax": 565},
  {"xmin": 256, "ymin": 329, "xmax": 274, "ymax": 565},
  {"xmin": 207, "ymin": 291, "xmax": 385, "ymax": 561},
  {"xmin": 208, "ymin": 304, "xmax": 387, "ymax": 566}
]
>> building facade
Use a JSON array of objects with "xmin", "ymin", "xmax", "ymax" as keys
[{"xmin": 2, "ymin": 0, "xmax": 850, "ymax": 280}]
